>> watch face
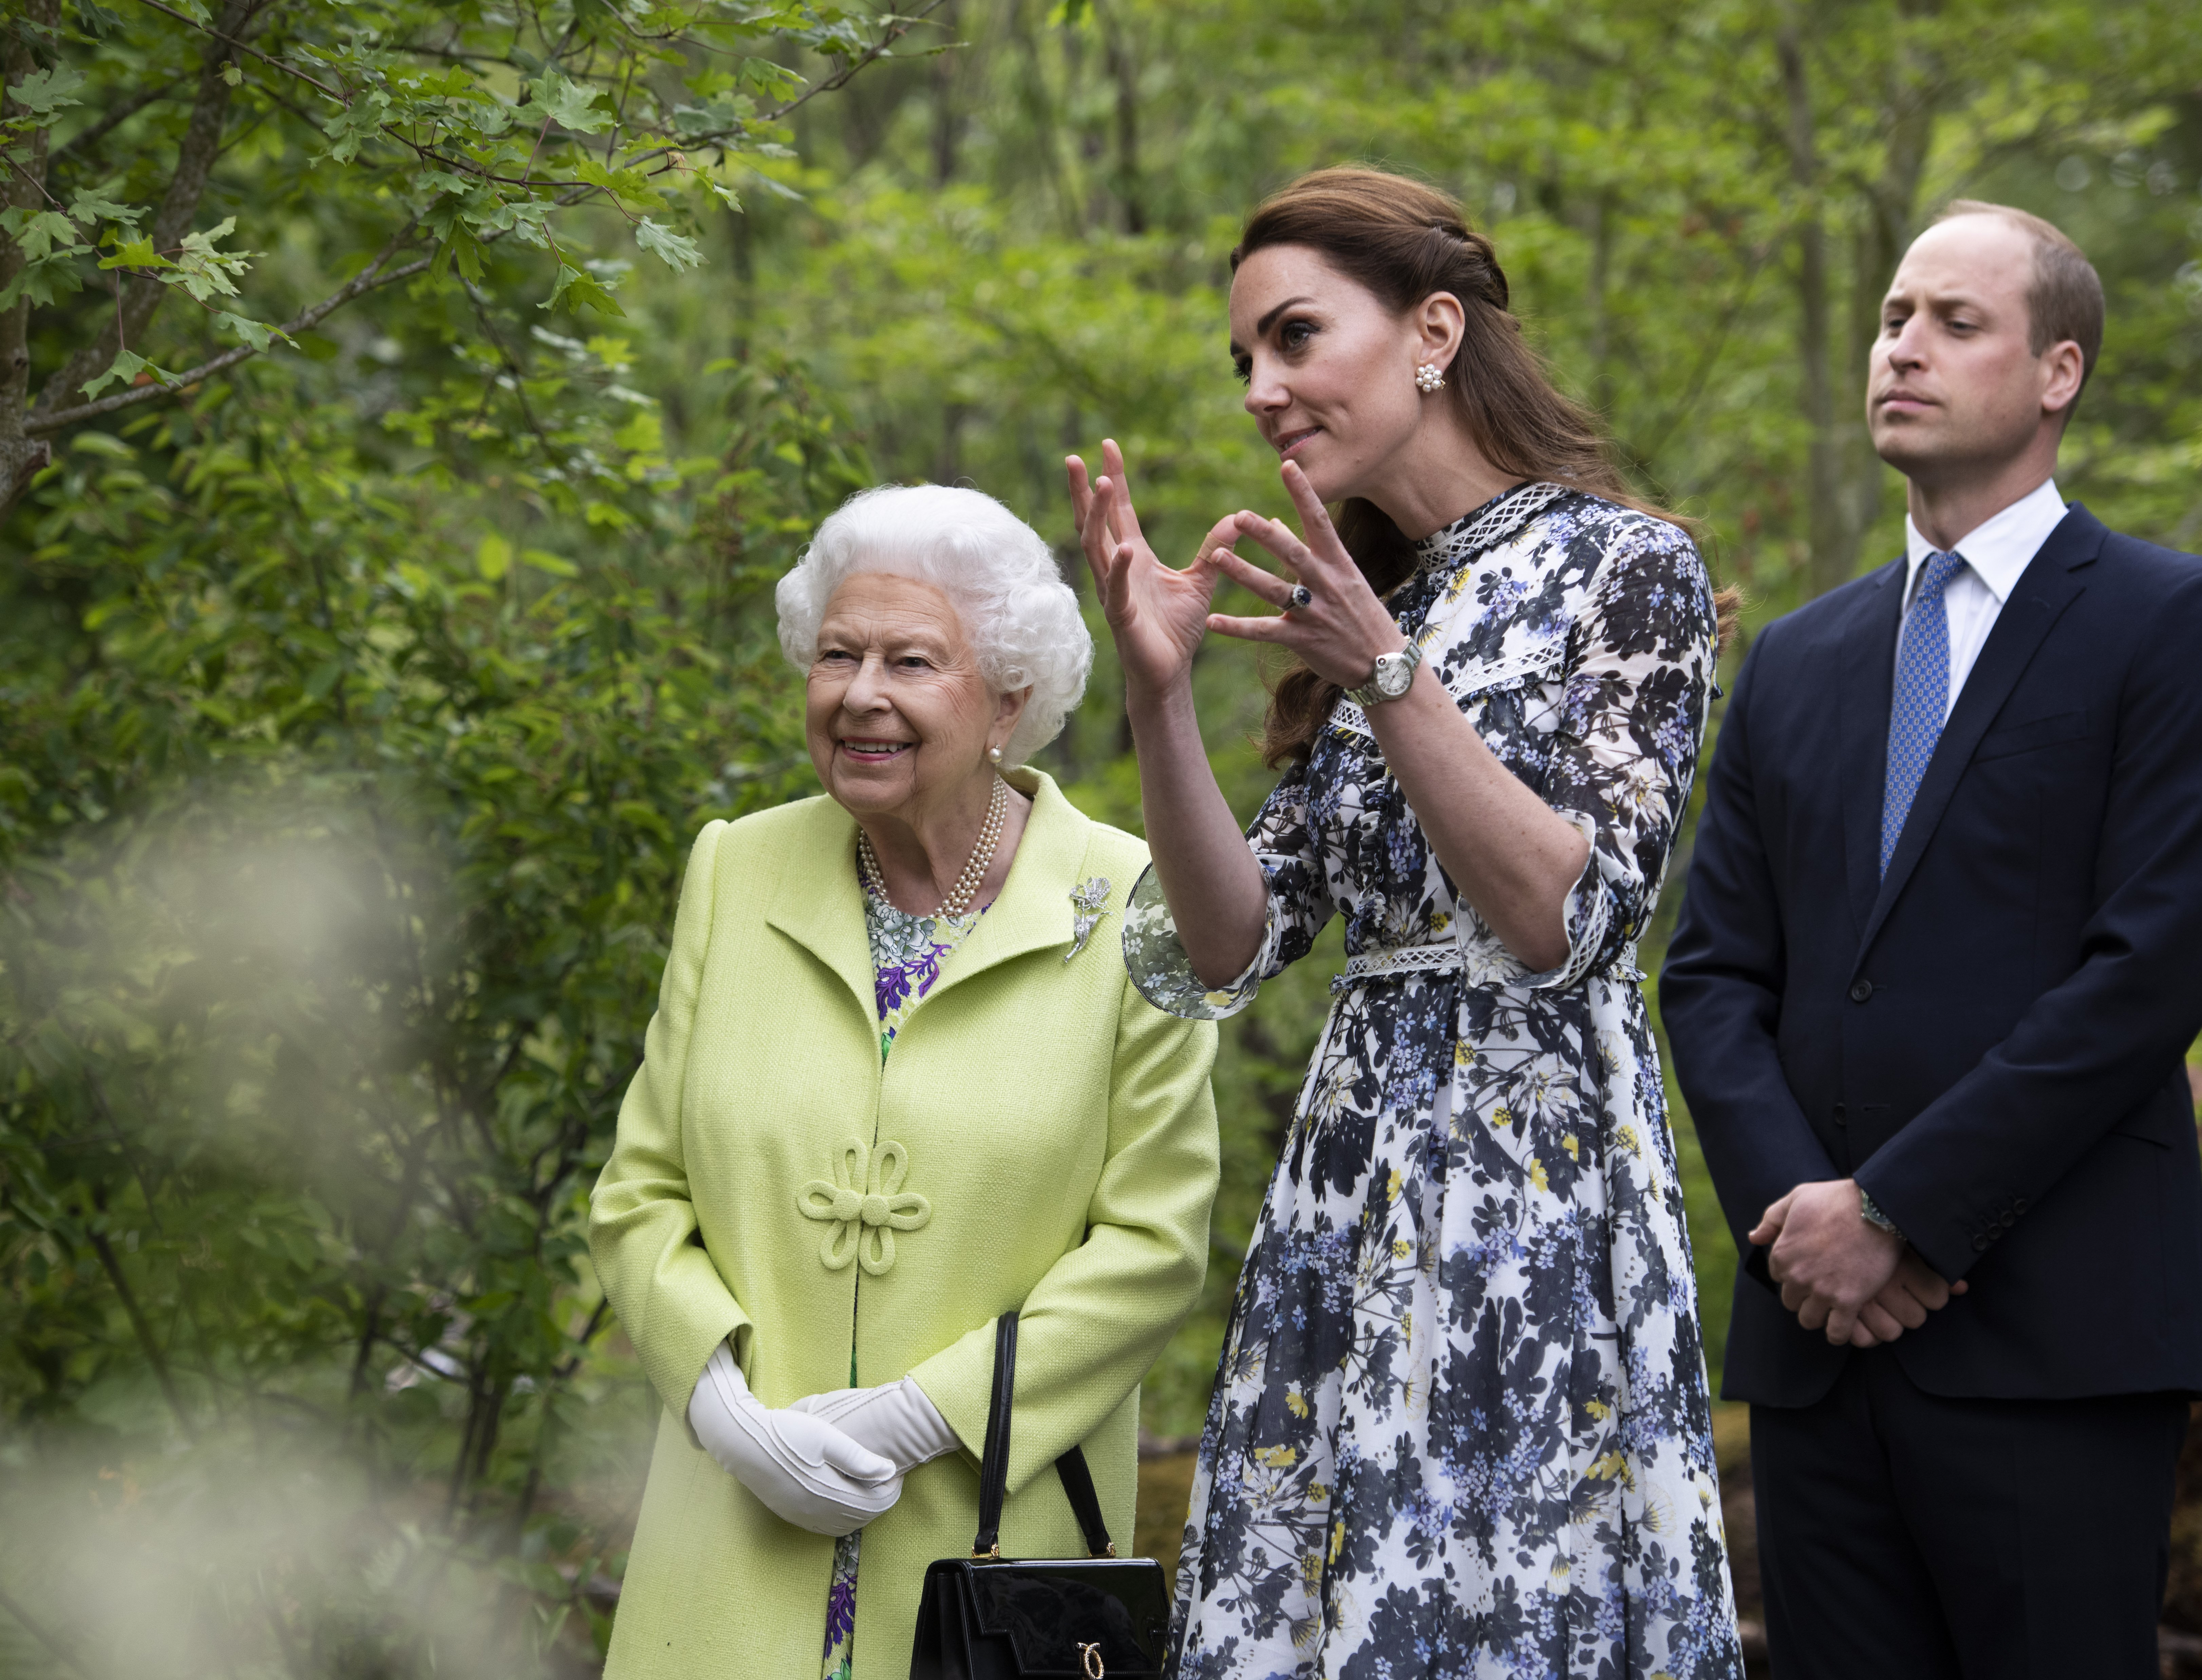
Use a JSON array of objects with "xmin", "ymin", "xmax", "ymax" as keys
[{"xmin": 1375, "ymin": 653, "xmax": 1413, "ymax": 698}]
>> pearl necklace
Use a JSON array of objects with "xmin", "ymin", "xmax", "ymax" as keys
[{"xmin": 858, "ymin": 775, "xmax": 1008, "ymax": 922}]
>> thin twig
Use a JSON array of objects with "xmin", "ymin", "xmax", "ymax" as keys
[
  {"xmin": 124, "ymin": 0, "xmax": 345, "ymax": 101},
  {"xmin": 50, "ymin": 79, "xmax": 185, "ymax": 167},
  {"xmin": 616, "ymin": 0, "xmax": 952, "ymax": 171}
]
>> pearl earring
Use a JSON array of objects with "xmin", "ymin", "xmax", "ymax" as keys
[
  {"xmin": 1414, "ymin": 363, "xmax": 1446, "ymax": 395},
  {"xmin": 987, "ymin": 745, "xmax": 1003, "ymax": 765}
]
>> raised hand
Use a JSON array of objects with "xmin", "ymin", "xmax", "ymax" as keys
[
  {"xmin": 1204, "ymin": 459, "xmax": 1407, "ymax": 685},
  {"xmin": 1066, "ymin": 439, "xmax": 1239, "ymax": 699}
]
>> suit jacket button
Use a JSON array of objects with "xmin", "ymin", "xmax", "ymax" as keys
[
  {"xmin": 1849, "ymin": 980, "xmax": 1874, "ymax": 1003},
  {"xmin": 2012, "ymin": 1199, "xmax": 2028, "ymax": 1214},
  {"xmin": 1833, "ymin": 1103, "xmax": 1848, "ymax": 1126},
  {"xmin": 1973, "ymin": 1235, "xmax": 1992, "ymax": 1252}
]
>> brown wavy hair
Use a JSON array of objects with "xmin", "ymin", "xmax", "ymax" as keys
[{"xmin": 1234, "ymin": 167, "xmax": 1739, "ymax": 766}]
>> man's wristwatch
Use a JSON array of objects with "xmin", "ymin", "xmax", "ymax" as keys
[
  {"xmin": 1859, "ymin": 1188, "xmax": 1904, "ymax": 1242},
  {"xmin": 1347, "ymin": 640, "xmax": 1423, "ymax": 707}
]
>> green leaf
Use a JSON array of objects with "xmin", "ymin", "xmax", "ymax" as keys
[
  {"xmin": 0, "ymin": 250, "xmax": 86, "ymax": 310},
  {"xmin": 66, "ymin": 186, "xmax": 144, "ymax": 231},
  {"xmin": 168, "ymin": 217, "xmax": 251, "ymax": 302},
  {"xmin": 6, "ymin": 65, "xmax": 86, "ymax": 117},
  {"xmin": 541, "ymin": 262, "xmax": 625, "ymax": 317},
  {"xmin": 221, "ymin": 61, "xmax": 242, "ymax": 87},
  {"xmin": 3, "ymin": 209, "xmax": 83, "ymax": 263},
  {"xmin": 575, "ymin": 158, "xmax": 668, "ymax": 211},
  {"xmin": 323, "ymin": 91, "xmax": 390, "ymax": 164},
  {"xmin": 634, "ymin": 217, "xmax": 703, "ymax": 271},
  {"xmin": 476, "ymin": 533, "xmax": 512, "ymax": 580},
  {"xmin": 79, "ymin": 348, "xmax": 168, "ymax": 400},
  {"xmin": 99, "ymin": 235, "xmax": 170, "ymax": 272},
  {"xmin": 520, "ymin": 548, "xmax": 578, "ymax": 577},
  {"xmin": 527, "ymin": 72, "xmax": 614, "ymax": 135},
  {"xmin": 212, "ymin": 310, "xmax": 287, "ymax": 352}
]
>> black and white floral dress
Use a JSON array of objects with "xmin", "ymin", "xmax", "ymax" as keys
[{"xmin": 1125, "ymin": 483, "xmax": 1743, "ymax": 1680}]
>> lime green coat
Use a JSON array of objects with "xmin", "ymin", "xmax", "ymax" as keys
[{"xmin": 588, "ymin": 771, "xmax": 1220, "ymax": 1680}]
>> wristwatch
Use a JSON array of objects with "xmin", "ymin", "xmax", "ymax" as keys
[
  {"xmin": 1347, "ymin": 640, "xmax": 1423, "ymax": 707},
  {"xmin": 1859, "ymin": 1188, "xmax": 1905, "ymax": 1242}
]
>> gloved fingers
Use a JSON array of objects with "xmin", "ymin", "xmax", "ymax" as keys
[
  {"xmin": 799, "ymin": 1413, "xmax": 898, "ymax": 1485},
  {"xmin": 804, "ymin": 1473, "xmax": 905, "ymax": 1537},
  {"xmin": 788, "ymin": 1387, "xmax": 875, "ymax": 1424}
]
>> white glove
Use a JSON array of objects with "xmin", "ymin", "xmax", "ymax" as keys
[
  {"xmin": 791, "ymin": 1376, "xmax": 963, "ymax": 1474},
  {"xmin": 687, "ymin": 1343, "xmax": 903, "ymax": 1536}
]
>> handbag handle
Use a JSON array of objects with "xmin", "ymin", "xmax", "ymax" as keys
[{"xmin": 970, "ymin": 1311, "xmax": 1117, "ymax": 1561}]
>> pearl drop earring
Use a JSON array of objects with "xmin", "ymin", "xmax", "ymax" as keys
[
  {"xmin": 987, "ymin": 745, "xmax": 1003, "ymax": 765},
  {"xmin": 1415, "ymin": 363, "xmax": 1446, "ymax": 395}
]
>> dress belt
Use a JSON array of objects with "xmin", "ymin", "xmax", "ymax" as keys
[{"xmin": 1332, "ymin": 939, "xmax": 1642, "ymax": 994}]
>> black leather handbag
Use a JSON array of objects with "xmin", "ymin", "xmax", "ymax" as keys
[{"xmin": 908, "ymin": 1312, "xmax": 1171, "ymax": 1680}]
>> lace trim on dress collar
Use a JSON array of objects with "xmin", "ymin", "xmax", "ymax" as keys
[{"xmin": 1412, "ymin": 480, "xmax": 1570, "ymax": 575}]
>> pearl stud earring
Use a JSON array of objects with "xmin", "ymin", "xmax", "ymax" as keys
[
  {"xmin": 1415, "ymin": 363, "xmax": 1446, "ymax": 395},
  {"xmin": 987, "ymin": 745, "xmax": 1003, "ymax": 765}
]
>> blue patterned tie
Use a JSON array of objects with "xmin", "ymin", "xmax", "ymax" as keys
[{"xmin": 1881, "ymin": 549, "xmax": 1967, "ymax": 876}]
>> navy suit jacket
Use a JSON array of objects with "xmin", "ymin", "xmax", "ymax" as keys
[{"xmin": 1662, "ymin": 504, "xmax": 2202, "ymax": 1407}]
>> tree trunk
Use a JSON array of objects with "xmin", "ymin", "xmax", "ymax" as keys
[
  {"xmin": 1780, "ymin": 0, "xmax": 1944, "ymax": 598},
  {"xmin": 21, "ymin": 0, "xmax": 257, "ymax": 465},
  {"xmin": 0, "ymin": 0, "xmax": 62, "ymax": 516},
  {"xmin": 1099, "ymin": 0, "xmax": 1144, "ymax": 234},
  {"xmin": 930, "ymin": 0, "xmax": 962, "ymax": 188}
]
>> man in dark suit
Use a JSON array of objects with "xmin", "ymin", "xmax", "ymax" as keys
[{"xmin": 1663, "ymin": 199, "xmax": 2202, "ymax": 1677}]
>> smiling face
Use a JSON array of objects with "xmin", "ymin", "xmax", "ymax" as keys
[
  {"xmin": 1228, "ymin": 244, "xmax": 1449, "ymax": 506},
  {"xmin": 804, "ymin": 571, "xmax": 1023, "ymax": 829},
  {"xmin": 1868, "ymin": 214, "xmax": 2082, "ymax": 484}
]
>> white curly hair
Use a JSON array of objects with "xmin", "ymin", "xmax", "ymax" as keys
[{"xmin": 775, "ymin": 484, "xmax": 1093, "ymax": 769}]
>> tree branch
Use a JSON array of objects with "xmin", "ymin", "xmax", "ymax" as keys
[
  {"xmin": 27, "ymin": 228, "xmax": 429, "ymax": 436},
  {"xmin": 86, "ymin": 1217, "xmax": 195, "ymax": 1438},
  {"xmin": 0, "ymin": 1584, "xmax": 91, "ymax": 1680},
  {"xmin": 124, "ymin": 0, "xmax": 345, "ymax": 102},
  {"xmin": 617, "ymin": 0, "xmax": 953, "ymax": 170},
  {"xmin": 34, "ymin": 0, "xmax": 257, "ymax": 417},
  {"xmin": 49, "ymin": 79, "xmax": 186, "ymax": 170},
  {"xmin": 0, "ymin": 0, "xmax": 63, "ymax": 500}
]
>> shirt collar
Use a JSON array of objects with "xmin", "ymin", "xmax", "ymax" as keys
[{"xmin": 1903, "ymin": 476, "xmax": 2066, "ymax": 606}]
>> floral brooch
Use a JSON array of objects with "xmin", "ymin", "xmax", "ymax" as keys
[{"xmin": 1066, "ymin": 876, "xmax": 1113, "ymax": 962}]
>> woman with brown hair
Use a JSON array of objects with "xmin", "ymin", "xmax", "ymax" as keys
[{"xmin": 1068, "ymin": 167, "xmax": 1743, "ymax": 1678}]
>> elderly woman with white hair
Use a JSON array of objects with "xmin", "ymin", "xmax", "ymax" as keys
[{"xmin": 588, "ymin": 483, "xmax": 1221, "ymax": 1680}]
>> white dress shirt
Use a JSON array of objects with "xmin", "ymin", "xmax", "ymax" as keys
[{"xmin": 1898, "ymin": 476, "xmax": 2069, "ymax": 725}]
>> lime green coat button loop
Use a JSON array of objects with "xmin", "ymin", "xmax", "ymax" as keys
[{"xmin": 798, "ymin": 1138, "xmax": 932, "ymax": 1275}]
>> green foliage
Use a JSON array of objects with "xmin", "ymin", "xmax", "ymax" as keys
[
  {"xmin": 1, "ymin": 342, "xmax": 868, "ymax": 1668},
  {"xmin": 3, "ymin": 0, "xmax": 2201, "ymax": 1668}
]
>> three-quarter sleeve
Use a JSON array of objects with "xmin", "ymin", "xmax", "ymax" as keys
[
  {"xmin": 587, "ymin": 821, "xmax": 752, "ymax": 1418},
  {"xmin": 1121, "ymin": 760, "xmax": 1337, "ymax": 1020},
  {"xmin": 1525, "ymin": 518, "xmax": 1719, "ymax": 991}
]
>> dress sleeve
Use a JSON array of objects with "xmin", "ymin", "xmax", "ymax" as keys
[
  {"xmin": 1524, "ymin": 516, "xmax": 1719, "ymax": 991},
  {"xmin": 1120, "ymin": 759, "xmax": 1336, "ymax": 1020},
  {"xmin": 587, "ymin": 821, "xmax": 752, "ymax": 1419}
]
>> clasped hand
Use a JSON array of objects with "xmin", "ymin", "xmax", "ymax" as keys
[
  {"xmin": 1753, "ymin": 1178, "xmax": 1967, "ymax": 1348},
  {"xmin": 688, "ymin": 1346, "xmax": 961, "ymax": 1536},
  {"xmin": 1067, "ymin": 439, "xmax": 1406, "ymax": 696}
]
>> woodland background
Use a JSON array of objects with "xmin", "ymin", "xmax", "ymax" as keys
[{"xmin": 3, "ymin": 0, "xmax": 2200, "ymax": 1672}]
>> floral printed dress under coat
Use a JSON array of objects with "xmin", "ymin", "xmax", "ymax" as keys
[
  {"xmin": 821, "ymin": 875, "xmax": 985, "ymax": 1680},
  {"xmin": 1126, "ymin": 484, "xmax": 1744, "ymax": 1679}
]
